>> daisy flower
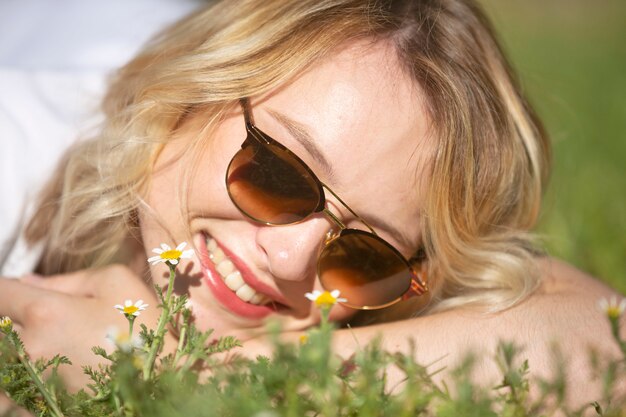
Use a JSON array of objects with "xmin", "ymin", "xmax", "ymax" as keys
[
  {"xmin": 598, "ymin": 297, "xmax": 626, "ymax": 320},
  {"xmin": 305, "ymin": 289, "xmax": 347, "ymax": 308},
  {"xmin": 148, "ymin": 242, "xmax": 194, "ymax": 266},
  {"xmin": 0, "ymin": 316, "xmax": 12, "ymax": 331},
  {"xmin": 106, "ymin": 326, "xmax": 144, "ymax": 353},
  {"xmin": 115, "ymin": 299, "xmax": 149, "ymax": 318}
]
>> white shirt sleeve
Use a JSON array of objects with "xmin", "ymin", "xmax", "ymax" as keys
[{"xmin": 0, "ymin": 0, "xmax": 204, "ymax": 277}]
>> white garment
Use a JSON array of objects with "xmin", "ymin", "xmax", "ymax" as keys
[{"xmin": 0, "ymin": 0, "xmax": 204, "ymax": 277}]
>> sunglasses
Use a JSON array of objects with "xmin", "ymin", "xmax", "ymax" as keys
[{"xmin": 225, "ymin": 98, "xmax": 428, "ymax": 310}]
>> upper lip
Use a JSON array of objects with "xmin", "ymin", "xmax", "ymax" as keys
[{"xmin": 206, "ymin": 233, "xmax": 292, "ymax": 307}]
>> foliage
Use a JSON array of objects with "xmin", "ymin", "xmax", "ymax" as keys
[
  {"xmin": 1, "ymin": 258, "xmax": 625, "ymax": 416},
  {"xmin": 2, "ymin": 301, "xmax": 626, "ymax": 417}
]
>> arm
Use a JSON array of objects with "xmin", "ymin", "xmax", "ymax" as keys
[
  {"xmin": 0, "ymin": 266, "xmax": 172, "ymax": 391},
  {"xmin": 322, "ymin": 258, "xmax": 625, "ymax": 407},
  {"xmin": 1, "ymin": 258, "xmax": 622, "ymax": 407},
  {"xmin": 0, "ymin": 392, "xmax": 33, "ymax": 417},
  {"xmin": 241, "ymin": 258, "xmax": 624, "ymax": 408}
]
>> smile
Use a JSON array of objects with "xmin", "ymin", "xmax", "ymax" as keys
[
  {"xmin": 196, "ymin": 233, "xmax": 285, "ymax": 320},
  {"xmin": 205, "ymin": 236, "xmax": 270, "ymax": 305}
]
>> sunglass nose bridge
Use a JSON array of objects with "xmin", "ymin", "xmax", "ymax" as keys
[
  {"xmin": 322, "ymin": 207, "xmax": 346, "ymax": 230},
  {"xmin": 321, "ymin": 183, "xmax": 378, "ymax": 236}
]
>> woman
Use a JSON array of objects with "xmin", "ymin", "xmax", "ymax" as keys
[{"xmin": 1, "ymin": 0, "xmax": 622, "ymax": 407}]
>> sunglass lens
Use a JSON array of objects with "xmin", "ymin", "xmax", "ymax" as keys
[
  {"xmin": 227, "ymin": 137, "xmax": 322, "ymax": 224},
  {"xmin": 318, "ymin": 231, "xmax": 412, "ymax": 309}
]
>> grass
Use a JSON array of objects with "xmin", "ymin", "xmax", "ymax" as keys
[{"xmin": 481, "ymin": 0, "xmax": 626, "ymax": 293}]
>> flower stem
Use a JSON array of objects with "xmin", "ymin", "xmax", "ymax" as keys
[
  {"xmin": 609, "ymin": 316, "xmax": 626, "ymax": 357},
  {"xmin": 8, "ymin": 331, "xmax": 65, "ymax": 417},
  {"xmin": 143, "ymin": 262, "xmax": 177, "ymax": 380},
  {"xmin": 173, "ymin": 320, "xmax": 188, "ymax": 367},
  {"xmin": 319, "ymin": 306, "xmax": 331, "ymax": 329},
  {"xmin": 128, "ymin": 316, "xmax": 135, "ymax": 339}
]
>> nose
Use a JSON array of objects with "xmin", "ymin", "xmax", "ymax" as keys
[{"xmin": 254, "ymin": 215, "xmax": 331, "ymax": 282}]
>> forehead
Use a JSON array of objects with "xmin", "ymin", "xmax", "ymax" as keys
[{"xmin": 256, "ymin": 40, "xmax": 433, "ymax": 248}]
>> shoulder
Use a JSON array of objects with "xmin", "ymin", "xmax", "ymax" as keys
[
  {"xmin": 521, "ymin": 257, "xmax": 622, "ymax": 335},
  {"xmin": 535, "ymin": 256, "xmax": 617, "ymax": 298},
  {"xmin": 483, "ymin": 257, "xmax": 625, "ymax": 403},
  {"xmin": 496, "ymin": 256, "xmax": 621, "ymax": 348},
  {"xmin": 441, "ymin": 257, "xmax": 624, "ymax": 405}
]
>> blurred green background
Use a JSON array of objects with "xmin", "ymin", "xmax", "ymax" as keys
[{"xmin": 480, "ymin": 0, "xmax": 626, "ymax": 293}]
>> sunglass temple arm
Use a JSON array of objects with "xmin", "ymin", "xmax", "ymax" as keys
[{"xmin": 240, "ymin": 98, "xmax": 254, "ymax": 126}]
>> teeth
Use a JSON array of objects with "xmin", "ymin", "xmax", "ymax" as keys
[
  {"xmin": 216, "ymin": 259, "xmax": 235, "ymax": 277},
  {"xmin": 205, "ymin": 235, "xmax": 270, "ymax": 306},
  {"xmin": 210, "ymin": 247, "xmax": 225, "ymax": 263},
  {"xmin": 249, "ymin": 293, "xmax": 266, "ymax": 305},
  {"xmin": 236, "ymin": 284, "xmax": 256, "ymax": 302},
  {"xmin": 224, "ymin": 271, "xmax": 244, "ymax": 291}
]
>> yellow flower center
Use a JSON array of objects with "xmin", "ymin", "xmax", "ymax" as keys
[
  {"xmin": 115, "ymin": 333, "xmax": 132, "ymax": 344},
  {"xmin": 132, "ymin": 355, "xmax": 144, "ymax": 369},
  {"xmin": 123, "ymin": 306, "xmax": 139, "ymax": 315},
  {"xmin": 315, "ymin": 291, "xmax": 338, "ymax": 307},
  {"xmin": 160, "ymin": 249, "xmax": 183, "ymax": 260},
  {"xmin": 0, "ymin": 317, "xmax": 12, "ymax": 330},
  {"xmin": 606, "ymin": 306, "xmax": 622, "ymax": 320}
]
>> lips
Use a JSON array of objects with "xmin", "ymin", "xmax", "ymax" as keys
[{"xmin": 196, "ymin": 233, "xmax": 286, "ymax": 320}]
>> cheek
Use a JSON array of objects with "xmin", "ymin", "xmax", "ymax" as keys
[
  {"xmin": 138, "ymin": 140, "xmax": 195, "ymax": 256},
  {"xmin": 139, "ymin": 118, "xmax": 246, "ymax": 248},
  {"xmin": 329, "ymin": 304, "xmax": 358, "ymax": 323}
]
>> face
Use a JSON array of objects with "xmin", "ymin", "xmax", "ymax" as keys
[{"xmin": 140, "ymin": 40, "xmax": 433, "ymax": 340}]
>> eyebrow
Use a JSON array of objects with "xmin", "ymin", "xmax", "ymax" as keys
[
  {"xmin": 364, "ymin": 214, "xmax": 417, "ymax": 253},
  {"xmin": 265, "ymin": 108, "xmax": 416, "ymax": 253},
  {"xmin": 266, "ymin": 108, "xmax": 336, "ymax": 182}
]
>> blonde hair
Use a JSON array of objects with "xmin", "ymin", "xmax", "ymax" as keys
[{"xmin": 27, "ymin": 0, "xmax": 549, "ymax": 314}]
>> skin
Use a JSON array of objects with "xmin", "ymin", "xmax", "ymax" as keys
[
  {"xmin": 1, "ymin": 40, "xmax": 624, "ymax": 409},
  {"xmin": 140, "ymin": 40, "xmax": 431, "ymax": 339}
]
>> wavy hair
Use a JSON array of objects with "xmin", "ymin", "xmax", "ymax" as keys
[{"xmin": 26, "ymin": 0, "xmax": 550, "ymax": 314}]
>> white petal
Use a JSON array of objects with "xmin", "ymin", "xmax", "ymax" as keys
[
  {"xmin": 114, "ymin": 305, "xmax": 123, "ymax": 310},
  {"xmin": 598, "ymin": 298, "xmax": 609, "ymax": 311},
  {"xmin": 148, "ymin": 255, "xmax": 161, "ymax": 262},
  {"xmin": 330, "ymin": 290, "xmax": 341, "ymax": 298},
  {"xmin": 305, "ymin": 291, "xmax": 320, "ymax": 301},
  {"xmin": 337, "ymin": 297, "xmax": 347, "ymax": 303},
  {"xmin": 170, "ymin": 259, "xmax": 179, "ymax": 265},
  {"xmin": 619, "ymin": 298, "xmax": 626, "ymax": 313},
  {"xmin": 152, "ymin": 248, "xmax": 164, "ymax": 254},
  {"xmin": 181, "ymin": 250, "xmax": 194, "ymax": 259},
  {"xmin": 150, "ymin": 258, "xmax": 166, "ymax": 265},
  {"xmin": 161, "ymin": 243, "xmax": 171, "ymax": 251},
  {"xmin": 176, "ymin": 242, "xmax": 188, "ymax": 251},
  {"xmin": 124, "ymin": 299, "xmax": 132, "ymax": 307},
  {"xmin": 134, "ymin": 300, "xmax": 144, "ymax": 307}
]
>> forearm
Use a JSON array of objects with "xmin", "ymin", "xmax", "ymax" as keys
[
  {"xmin": 328, "ymin": 308, "xmax": 503, "ymax": 388},
  {"xmin": 249, "ymin": 262, "xmax": 624, "ymax": 407}
]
